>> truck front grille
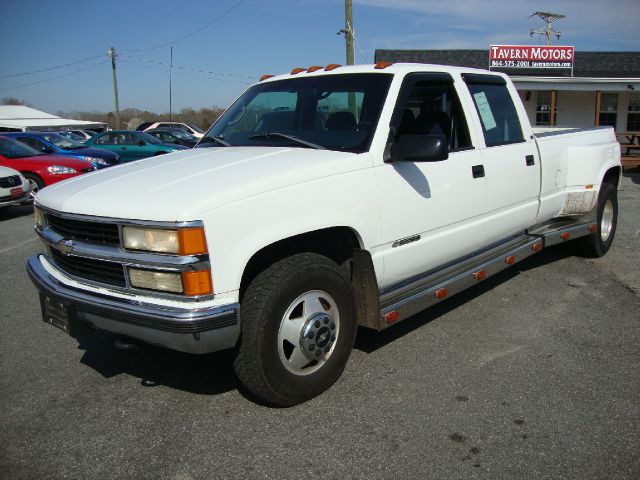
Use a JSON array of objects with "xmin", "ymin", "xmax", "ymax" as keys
[
  {"xmin": 47, "ymin": 215, "xmax": 120, "ymax": 245},
  {"xmin": 0, "ymin": 175, "xmax": 22, "ymax": 188},
  {"xmin": 50, "ymin": 249, "xmax": 126, "ymax": 287}
]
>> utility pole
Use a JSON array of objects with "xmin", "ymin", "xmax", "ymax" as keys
[
  {"xmin": 337, "ymin": 1, "xmax": 356, "ymax": 114},
  {"xmin": 108, "ymin": 47, "xmax": 120, "ymax": 130},
  {"xmin": 530, "ymin": 11, "xmax": 565, "ymax": 46},
  {"xmin": 169, "ymin": 46, "xmax": 173, "ymax": 130}
]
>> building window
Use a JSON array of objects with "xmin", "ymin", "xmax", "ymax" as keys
[
  {"xmin": 599, "ymin": 93, "xmax": 618, "ymax": 128},
  {"xmin": 627, "ymin": 93, "xmax": 640, "ymax": 131},
  {"xmin": 536, "ymin": 91, "xmax": 557, "ymax": 126}
]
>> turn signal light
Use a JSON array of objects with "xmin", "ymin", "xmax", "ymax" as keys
[
  {"xmin": 290, "ymin": 67, "xmax": 306, "ymax": 75},
  {"xmin": 324, "ymin": 64, "xmax": 341, "ymax": 71},
  {"xmin": 505, "ymin": 256, "xmax": 516, "ymax": 265},
  {"xmin": 560, "ymin": 233, "xmax": 571, "ymax": 240},
  {"xmin": 181, "ymin": 270, "xmax": 213, "ymax": 296},
  {"xmin": 307, "ymin": 65, "xmax": 323, "ymax": 72},
  {"xmin": 385, "ymin": 311, "xmax": 399, "ymax": 324},
  {"xmin": 588, "ymin": 224, "xmax": 598, "ymax": 233},
  {"xmin": 434, "ymin": 288, "xmax": 448, "ymax": 299},
  {"xmin": 259, "ymin": 74, "xmax": 274, "ymax": 81},
  {"xmin": 178, "ymin": 227, "xmax": 208, "ymax": 255},
  {"xmin": 473, "ymin": 270, "xmax": 486, "ymax": 281},
  {"xmin": 374, "ymin": 61, "xmax": 393, "ymax": 69}
]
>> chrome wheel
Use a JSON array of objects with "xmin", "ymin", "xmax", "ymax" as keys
[
  {"xmin": 277, "ymin": 289, "xmax": 340, "ymax": 376},
  {"xmin": 27, "ymin": 178, "xmax": 39, "ymax": 193},
  {"xmin": 600, "ymin": 199, "xmax": 614, "ymax": 242}
]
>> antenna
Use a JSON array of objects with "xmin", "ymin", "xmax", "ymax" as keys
[{"xmin": 530, "ymin": 11, "xmax": 565, "ymax": 46}]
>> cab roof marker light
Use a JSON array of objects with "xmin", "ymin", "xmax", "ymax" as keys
[
  {"xmin": 259, "ymin": 74, "xmax": 274, "ymax": 82},
  {"xmin": 374, "ymin": 61, "xmax": 393, "ymax": 69},
  {"xmin": 324, "ymin": 64, "xmax": 341, "ymax": 71},
  {"xmin": 290, "ymin": 67, "xmax": 306, "ymax": 75},
  {"xmin": 307, "ymin": 66, "xmax": 323, "ymax": 73}
]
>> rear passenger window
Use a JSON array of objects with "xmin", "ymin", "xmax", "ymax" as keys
[{"xmin": 463, "ymin": 74, "xmax": 524, "ymax": 147}]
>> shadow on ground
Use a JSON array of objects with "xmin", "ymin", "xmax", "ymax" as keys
[{"xmin": 0, "ymin": 203, "xmax": 33, "ymax": 221}]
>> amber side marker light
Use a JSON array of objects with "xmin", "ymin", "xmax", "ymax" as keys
[
  {"xmin": 434, "ymin": 288, "xmax": 448, "ymax": 299},
  {"xmin": 585, "ymin": 184, "xmax": 594, "ymax": 190},
  {"xmin": 324, "ymin": 64, "xmax": 341, "ymax": 71},
  {"xmin": 385, "ymin": 311, "xmax": 399, "ymax": 324},
  {"xmin": 588, "ymin": 224, "xmax": 598, "ymax": 233},
  {"xmin": 374, "ymin": 61, "xmax": 393, "ymax": 69},
  {"xmin": 532, "ymin": 242, "xmax": 543, "ymax": 252},
  {"xmin": 182, "ymin": 270, "xmax": 213, "ymax": 296},
  {"xmin": 505, "ymin": 255, "xmax": 516, "ymax": 265},
  {"xmin": 560, "ymin": 233, "xmax": 571, "ymax": 240},
  {"xmin": 290, "ymin": 67, "xmax": 306, "ymax": 75},
  {"xmin": 178, "ymin": 227, "xmax": 208, "ymax": 256},
  {"xmin": 473, "ymin": 270, "xmax": 487, "ymax": 281},
  {"xmin": 259, "ymin": 74, "xmax": 274, "ymax": 82}
]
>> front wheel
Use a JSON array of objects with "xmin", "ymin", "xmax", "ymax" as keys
[
  {"xmin": 23, "ymin": 173, "xmax": 44, "ymax": 194},
  {"xmin": 234, "ymin": 253, "xmax": 357, "ymax": 406},
  {"xmin": 576, "ymin": 182, "xmax": 618, "ymax": 257}
]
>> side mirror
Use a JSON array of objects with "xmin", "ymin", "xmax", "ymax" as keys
[{"xmin": 392, "ymin": 134, "xmax": 448, "ymax": 162}]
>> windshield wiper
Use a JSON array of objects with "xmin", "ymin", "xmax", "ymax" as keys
[
  {"xmin": 199, "ymin": 135, "xmax": 230, "ymax": 147},
  {"xmin": 249, "ymin": 132, "xmax": 326, "ymax": 150}
]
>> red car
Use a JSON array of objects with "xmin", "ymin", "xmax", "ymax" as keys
[{"xmin": 0, "ymin": 136, "xmax": 94, "ymax": 193}]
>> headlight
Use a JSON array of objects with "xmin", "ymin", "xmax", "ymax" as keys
[
  {"xmin": 34, "ymin": 206, "xmax": 45, "ymax": 228},
  {"xmin": 83, "ymin": 156, "xmax": 108, "ymax": 165},
  {"xmin": 47, "ymin": 165, "xmax": 77, "ymax": 174},
  {"xmin": 128, "ymin": 268, "xmax": 213, "ymax": 295},
  {"xmin": 122, "ymin": 226, "xmax": 207, "ymax": 255}
]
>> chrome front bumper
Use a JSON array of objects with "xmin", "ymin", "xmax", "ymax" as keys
[{"xmin": 27, "ymin": 254, "xmax": 240, "ymax": 354}]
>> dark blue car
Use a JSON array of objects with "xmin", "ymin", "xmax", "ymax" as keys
[{"xmin": 4, "ymin": 132, "xmax": 120, "ymax": 169}]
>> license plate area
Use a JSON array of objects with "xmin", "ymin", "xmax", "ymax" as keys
[{"xmin": 40, "ymin": 294, "xmax": 93, "ymax": 337}]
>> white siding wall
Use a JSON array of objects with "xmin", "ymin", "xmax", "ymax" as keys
[
  {"xmin": 555, "ymin": 91, "xmax": 596, "ymax": 128},
  {"xmin": 518, "ymin": 90, "xmax": 537, "ymax": 126}
]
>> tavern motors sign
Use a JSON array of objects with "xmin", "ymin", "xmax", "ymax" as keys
[{"xmin": 489, "ymin": 45, "xmax": 574, "ymax": 69}]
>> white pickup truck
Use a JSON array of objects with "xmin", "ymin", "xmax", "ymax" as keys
[{"xmin": 28, "ymin": 63, "xmax": 621, "ymax": 406}]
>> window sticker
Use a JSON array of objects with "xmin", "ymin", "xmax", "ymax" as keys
[{"xmin": 473, "ymin": 91, "xmax": 497, "ymax": 131}]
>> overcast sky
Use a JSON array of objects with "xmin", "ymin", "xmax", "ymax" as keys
[{"xmin": 0, "ymin": 0, "xmax": 638, "ymax": 114}]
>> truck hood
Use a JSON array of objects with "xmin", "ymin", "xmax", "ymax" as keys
[{"xmin": 35, "ymin": 147, "xmax": 366, "ymax": 221}]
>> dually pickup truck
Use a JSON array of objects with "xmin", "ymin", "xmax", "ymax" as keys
[{"xmin": 28, "ymin": 63, "xmax": 621, "ymax": 406}]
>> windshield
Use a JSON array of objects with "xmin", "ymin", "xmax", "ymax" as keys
[
  {"xmin": 198, "ymin": 73, "xmax": 393, "ymax": 153},
  {"xmin": 0, "ymin": 136, "xmax": 43, "ymax": 158},
  {"xmin": 139, "ymin": 132, "xmax": 162, "ymax": 144},
  {"xmin": 41, "ymin": 133, "xmax": 84, "ymax": 150}
]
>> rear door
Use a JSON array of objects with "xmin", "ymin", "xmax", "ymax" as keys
[
  {"xmin": 375, "ymin": 73, "xmax": 487, "ymax": 288},
  {"xmin": 462, "ymin": 74, "xmax": 540, "ymax": 244}
]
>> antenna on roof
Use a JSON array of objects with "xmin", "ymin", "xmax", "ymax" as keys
[{"xmin": 530, "ymin": 11, "xmax": 565, "ymax": 46}]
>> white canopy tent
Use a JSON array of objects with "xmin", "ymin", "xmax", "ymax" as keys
[{"xmin": 0, "ymin": 106, "xmax": 107, "ymax": 132}]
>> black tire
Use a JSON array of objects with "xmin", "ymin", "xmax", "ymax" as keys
[
  {"xmin": 234, "ymin": 253, "xmax": 357, "ymax": 406},
  {"xmin": 23, "ymin": 173, "xmax": 44, "ymax": 193},
  {"xmin": 576, "ymin": 182, "xmax": 618, "ymax": 258}
]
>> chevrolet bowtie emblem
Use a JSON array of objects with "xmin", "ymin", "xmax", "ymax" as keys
[{"xmin": 56, "ymin": 239, "xmax": 75, "ymax": 255}]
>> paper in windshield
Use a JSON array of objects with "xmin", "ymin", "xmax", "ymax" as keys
[{"xmin": 473, "ymin": 92, "xmax": 497, "ymax": 131}]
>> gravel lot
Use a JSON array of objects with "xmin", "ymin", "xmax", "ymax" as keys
[{"xmin": 1, "ymin": 173, "xmax": 639, "ymax": 479}]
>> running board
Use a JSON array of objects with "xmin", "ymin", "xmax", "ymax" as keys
[{"xmin": 375, "ymin": 220, "xmax": 597, "ymax": 330}]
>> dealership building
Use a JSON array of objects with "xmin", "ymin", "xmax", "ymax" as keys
[{"xmin": 375, "ymin": 49, "xmax": 640, "ymax": 135}]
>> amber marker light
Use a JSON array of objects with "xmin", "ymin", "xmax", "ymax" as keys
[
  {"xmin": 434, "ymin": 288, "xmax": 448, "ymax": 299},
  {"xmin": 178, "ymin": 227, "xmax": 208, "ymax": 256},
  {"xmin": 307, "ymin": 66, "xmax": 323, "ymax": 72},
  {"xmin": 473, "ymin": 270, "xmax": 487, "ymax": 281},
  {"xmin": 259, "ymin": 74, "xmax": 274, "ymax": 82},
  {"xmin": 532, "ymin": 242, "xmax": 543, "ymax": 252},
  {"xmin": 588, "ymin": 224, "xmax": 598, "ymax": 233},
  {"xmin": 505, "ymin": 255, "xmax": 516, "ymax": 265},
  {"xmin": 560, "ymin": 233, "xmax": 571, "ymax": 240},
  {"xmin": 585, "ymin": 185, "xmax": 594, "ymax": 190},
  {"xmin": 182, "ymin": 270, "xmax": 213, "ymax": 296},
  {"xmin": 290, "ymin": 67, "xmax": 306, "ymax": 75},
  {"xmin": 374, "ymin": 61, "xmax": 393, "ymax": 69},
  {"xmin": 385, "ymin": 311, "xmax": 399, "ymax": 324},
  {"xmin": 324, "ymin": 64, "xmax": 341, "ymax": 71}
]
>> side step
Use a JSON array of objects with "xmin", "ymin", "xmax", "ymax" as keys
[{"xmin": 376, "ymin": 219, "xmax": 598, "ymax": 331}]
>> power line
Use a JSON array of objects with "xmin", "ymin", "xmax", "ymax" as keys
[
  {"xmin": 121, "ymin": 0, "xmax": 247, "ymax": 53},
  {"xmin": 0, "ymin": 60, "xmax": 108, "ymax": 92},
  {"xmin": 119, "ymin": 53, "xmax": 256, "ymax": 80},
  {"xmin": 0, "ymin": 54, "xmax": 105, "ymax": 79}
]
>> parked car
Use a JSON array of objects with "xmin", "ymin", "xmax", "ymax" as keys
[
  {"xmin": 145, "ymin": 128, "xmax": 198, "ymax": 147},
  {"xmin": 57, "ymin": 130, "xmax": 88, "ymax": 143},
  {"xmin": 3, "ymin": 132, "xmax": 120, "ymax": 169},
  {"xmin": 0, "ymin": 165, "xmax": 31, "ymax": 209},
  {"xmin": 85, "ymin": 130, "xmax": 187, "ymax": 162},
  {"xmin": 0, "ymin": 136, "xmax": 94, "ymax": 193},
  {"xmin": 137, "ymin": 121, "xmax": 204, "ymax": 138},
  {"xmin": 68, "ymin": 129, "xmax": 99, "ymax": 141}
]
